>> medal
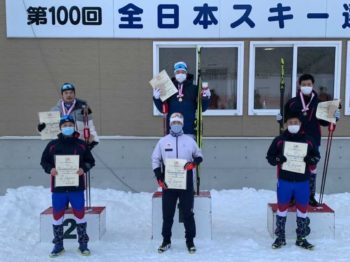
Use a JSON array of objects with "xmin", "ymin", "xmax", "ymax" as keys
[
  {"xmin": 300, "ymin": 92, "xmax": 314, "ymax": 117},
  {"xmin": 179, "ymin": 98, "xmax": 183, "ymax": 102},
  {"xmin": 177, "ymin": 84, "xmax": 184, "ymax": 102},
  {"xmin": 303, "ymin": 111, "xmax": 307, "ymax": 116}
]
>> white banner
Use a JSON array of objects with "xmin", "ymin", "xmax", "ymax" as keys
[{"xmin": 6, "ymin": 0, "xmax": 350, "ymax": 38}]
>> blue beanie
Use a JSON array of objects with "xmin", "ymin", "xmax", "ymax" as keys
[
  {"xmin": 59, "ymin": 115, "xmax": 75, "ymax": 126},
  {"xmin": 61, "ymin": 83, "xmax": 75, "ymax": 94},
  {"xmin": 174, "ymin": 61, "xmax": 188, "ymax": 73}
]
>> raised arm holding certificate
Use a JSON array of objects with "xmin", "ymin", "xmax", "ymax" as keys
[
  {"xmin": 38, "ymin": 111, "xmax": 60, "ymax": 140},
  {"xmin": 316, "ymin": 99, "xmax": 340, "ymax": 124},
  {"xmin": 149, "ymin": 70, "xmax": 178, "ymax": 102},
  {"xmin": 282, "ymin": 141, "xmax": 308, "ymax": 174},
  {"xmin": 55, "ymin": 155, "xmax": 80, "ymax": 187},
  {"xmin": 165, "ymin": 158, "xmax": 187, "ymax": 190}
]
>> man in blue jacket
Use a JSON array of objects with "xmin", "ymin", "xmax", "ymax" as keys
[
  {"xmin": 153, "ymin": 61, "xmax": 211, "ymax": 137},
  {"xmin": 41, "ymin": 115, "xmax": 95, "ymax": 257}
]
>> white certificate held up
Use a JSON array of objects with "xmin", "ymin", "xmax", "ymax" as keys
[
  {"xmin": 282, "ymin": 141, "xmax": 308, "ymax": 174},
  {"xmin": 38, "ymin": 111, "xmax": 60, "ymax": 140},
  {"xmin": 316, "ymin": 100, "xmax": 340, "ymax": 124},
  {"xmin": 55, "ymin": 155, "xmax": 80, "ymax": 187},
  {"xmin": 165, "ymin": 158, "xmax": 187, "ymax": 190},
  {"xmin": 149, "ymin": 70, "xmax": 178, "ymax": 102}
]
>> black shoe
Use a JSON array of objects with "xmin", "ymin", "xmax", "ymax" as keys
[
  {"xmin": 309, "ymin": 195, "xmax": 320, "ymax": 207},
  {"xmin": 158, "ymin": 241, "xmax": 171, "ymax": 253},
  {"xmin": 186, "ymin": 240, "xmax": 196, "ymax": 254},
  {"xmin": 296, "ymin": 238, "xmax": 314, "ymax": 250},
  {"xmin": 272, "ymin": 237, "xmax": 286, "ymax": 249}
]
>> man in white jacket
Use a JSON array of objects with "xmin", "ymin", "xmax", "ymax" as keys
[{"xmin": 152, "ymin": 112, "xmax": 203, "ymax": 254}]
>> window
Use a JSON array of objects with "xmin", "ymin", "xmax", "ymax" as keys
[
  {"xmin": 345, "ymin": 42, "xmax": 350, "ymax": 115},
  {"xmin": 249, "ymin": 41, "xmax": 341, "ymax": 115},
  {"xmin": 153, "ymin": 41, "xmax": 244, "ymax": 116}
]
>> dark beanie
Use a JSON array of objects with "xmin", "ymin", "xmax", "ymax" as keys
[
  {"xmin": 61, "ymin": 83, "xmax": 75, "ymax": 94},
  {"xmin": 59, "ymin": 115, "xmax": 75, "ymax": 126}
]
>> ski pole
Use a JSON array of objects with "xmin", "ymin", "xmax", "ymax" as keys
[
  {"xmin": 196, "ymin": 47, "xmax": 202, "ymax": 195},
  {"xmin": 319, "ymin": 123, "xmax": 336, "ymax": 204},
  {"xmin": 83, "ymin": 105, "xmax": 92, "ymax": 210},
  {"xmin": 279, "ymin": 58, "xmax": 285, "ymax": 135}
]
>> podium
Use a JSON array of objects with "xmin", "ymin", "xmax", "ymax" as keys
[
  {"xmin": 40, "ymin": 207, "xmax": 106, "ymax": 242},
  {"xmin": 152, "ymin": 191, "xmax": 212, "ymax": 240},
  {"xmin": 267, "ymin": 203, "xmax": 335, "ymax": 239}
]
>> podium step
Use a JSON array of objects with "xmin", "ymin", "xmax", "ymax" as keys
[{"xmin": 267, "ymin": 203, "xmax": 335, "ymax": 239}]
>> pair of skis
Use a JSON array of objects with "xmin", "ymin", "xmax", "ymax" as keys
[{"xmin": 82, "ymin": 105, "xmax": 92, "ymax": 210}]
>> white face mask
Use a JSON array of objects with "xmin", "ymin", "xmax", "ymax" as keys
[
  {"xmin": 288, "ymin": 125, "xmax": 300, "ymax": 134},
  {"xmin": 300, "ymin": 86, "xmax": 313, "ymax": 95},
  {"xmin": 175, "ymin": 73, "xmax": 187, "ymax": 83}
]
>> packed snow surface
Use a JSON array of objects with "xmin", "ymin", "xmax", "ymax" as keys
[{"xmin": 0, "ymin": 186, "xmax": 349, "ymax": 262}]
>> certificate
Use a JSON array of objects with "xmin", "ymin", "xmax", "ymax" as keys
[
  {"xmin": 316, "ymin": 100, "xmax": 340, "ymax": 124},
  {"xmin": 55, "ymin": 155, "xmax": 80, "ymax": 187},
  {"xmin": 165, "ymin": 158, "xmax": 187, "ymax": 190},
  {"xmin": 282, "ymin": 141, "xmax": 308, "ymax": 174},
  {"xmin": 38, "ymin": 111, "xmax": 60, "ymax": 140},
  {"xmin": 149, "ymin": 70, "xmax": 178, "ymax": 102}
]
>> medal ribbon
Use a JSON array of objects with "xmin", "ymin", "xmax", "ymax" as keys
[
  {"xmin": 300, "ymin": 92, "xmax": 314, "ymax": 113},
  {"xmin": 61, "ymin": 99, "xmax": 76, "ymax": 116},
  {"xmin": 177, "ymin": 84, "xmax": 184, "ymax": 99}
]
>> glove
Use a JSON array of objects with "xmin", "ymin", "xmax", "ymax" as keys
[
  {"xmin": 184, "ymin": 162, "xmax": 197, "ymax": 171},
  {"xmin": 80, "ymin": 107, "xmax": 92, "ymax": 115},
  {"xmin": 276, "ymin": 113, "xmax": 282, "ymax": 122},
  {"xmin": 202, "ymin": 88, "xmax": 211, "ymax": 98},
  {"xmin": 88, "ymin": 141, "xmax": 99, "ymax": 150},
  {"xmin": 276, "ymin": 155, "xmax": 287, "ymax": 164},
  {"xmin": 37, "ymin": 123, "xmax": 46, "ymax": 132},
  {"xmin": 334, "ymin": 109, "xmax": 340, "ymax": 121},
  {"xmin": 153, "ymin": 88, "xmax": 161, "ymax": 99},
  {"xmin": 157, "ymin": 179, "xmax": 168, "ymax": 190},
  {"xmin": 304, "ymin": 156, "xmax": 320, "ymax": 165}
]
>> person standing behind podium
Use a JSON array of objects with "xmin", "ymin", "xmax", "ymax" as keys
[
  {"xmin": 151, "ymin": 113, "xmax": 203, "ymax": 254},
  {"xmin": 40, "ymin": 115, "xmax": 95, "ymax": 257}
]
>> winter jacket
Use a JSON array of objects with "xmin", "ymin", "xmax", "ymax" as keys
[
  {"xmin": 266, "ymin": 130, "xmax": 320, "ymax": 182},
  {"xmin": 284, "ymin": 91, "xmax": 329, "ymax": 146},
  {"xmin": 152, "ymin": 133, "xmax": 203, "ymax": 190},
  {"xmin": 40, "ymin": 132, "xmax": 95, "ymax": 193},
  {"xmin": 153, "ymin": 74, "xmax": 210, "ymax": 135},
  {"xmin": 52, "ymin": 98, "xmax": 99, "ymax": 142}
]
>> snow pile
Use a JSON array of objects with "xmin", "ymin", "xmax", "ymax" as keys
[{"xmin": 0, "ymin": 187, "xmax": 349, "ymax": 261}]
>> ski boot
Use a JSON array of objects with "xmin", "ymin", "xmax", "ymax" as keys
[
  {"xmin": 186, "ymin": 239, "xmax": 196, "ymax": 254},
  {"xmin": 296, "ymin": 237, "xmax": 314, "ymax": 250},
  {"xmin": 309, "ymin": 194, "xmax": 320, "ymax": 207},
  {"xmin": 158, "ymin": 239, "xmax": 171, "ymax": 253},
  {"xmin": 272, "ymin": 215, "xmax": 286, "ymax": 249},
  {"xmin": 296, "ymin": 217, "xmax": 313, "ymax": 250},
  {"xmin": 49, "ymin": 224, "xmax": 64, "ymax": 258},
  {"xmin": 77, "ymin": 222, "xmax": 90, "ymax": 256}
]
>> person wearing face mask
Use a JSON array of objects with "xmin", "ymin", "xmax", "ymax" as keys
[
  {"xmin": 37, "ymin": 83, "xmax": 99, "ymax": 149},
  {"xmin": 267, "ymin": 111, "xmax": 320, "ymax": 250},
  {"xmin": 40, "ymin": 115, "xmax": 95, "ymax": 257},
  {"xmin": 153, "ymin": 61, "xmax": 211, "ymax": 137},
  {"xmin": 278, "ymin": 74, "xmax": 340, "ymax": 206},
  {"xmin": 151, "ymin": 112, "xmax": 203, "ymax": 254}
]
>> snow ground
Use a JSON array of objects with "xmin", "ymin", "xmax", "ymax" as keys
[{"xmin": 0, "ymin": 186, "xmax": 349, "ymax": 262}]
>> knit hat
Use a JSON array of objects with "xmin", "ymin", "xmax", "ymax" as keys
[
  {"xmin": 59, "ymin": 115, "xmax": 75, "ymax": 126},
  {"xmin": 169, "ymin": 112, "xmax": 184, "ymax": 126},
  {"xmin": 284, "ymin": 111, "xmax": 301, "ymax": 123},
  {"xmin": 61, "ymin": 83, "xmax": 75, "ymax": 94},
  {"xmin": 174, "ymin": 61, "xmax": 188, "ymax": 73}
]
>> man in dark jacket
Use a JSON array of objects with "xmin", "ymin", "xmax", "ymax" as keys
[
  {"xmin": 267, "ymin": 111, "xmax": 320, "ymax": 250},
  {"xmin": 38, "ymin": 82, "xmax": 99, "ymax": 149},
  {"xmin": 283, "ymin": 74, "xmax": 339, "ymax": 206},
  {"xmin": 41, "ymin": 115, "xmax": 95, "ymax": 257},
  {"xmin": 153, "ymin": 61, "xmax": 210, "ymax": 136}
]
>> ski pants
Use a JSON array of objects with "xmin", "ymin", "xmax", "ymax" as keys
[
  {"xmin": 277, "ymin": 179, "xmax": 309, "ymax": 218},
  {"xmin": 162, "ymin": 189, "xmax": 196, "ymax": 241},
  {"xmin": 52, "ymin": 191, "xmax": 85, "ymax": 225}
]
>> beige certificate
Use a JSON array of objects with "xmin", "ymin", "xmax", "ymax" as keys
[
  {"xmin": 165, "ymin": 158, "xmax": 187, "ymax": 190},
  {"xmin": 316, "ymin": 100, "xmax": 340, "ymax": 124},
  {"xmin": 149, "ymin": 70, "xmax": 178, "ymax": 102},
  {"xmin": 38, "ymin": 111, "xmax": 60, "ymax": 140},
  {"xmin": 282, "ymin": 141, "xmax": 308, "ymax": 174},
  {"xmin": 55, "ymin": 155, "xmax": 80, "ymax": 187}
]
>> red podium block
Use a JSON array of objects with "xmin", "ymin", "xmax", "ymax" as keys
[
  {"xmin": 267, "ymin": 203, "xmax": 335, "ymax": 239},
  {"xmin": 40, "ymin": 207, "xmax": 106, "ymax": 242},
  {"xmin": 152, "ymin": 191, "xmax": 212, "ymax": 240}
]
